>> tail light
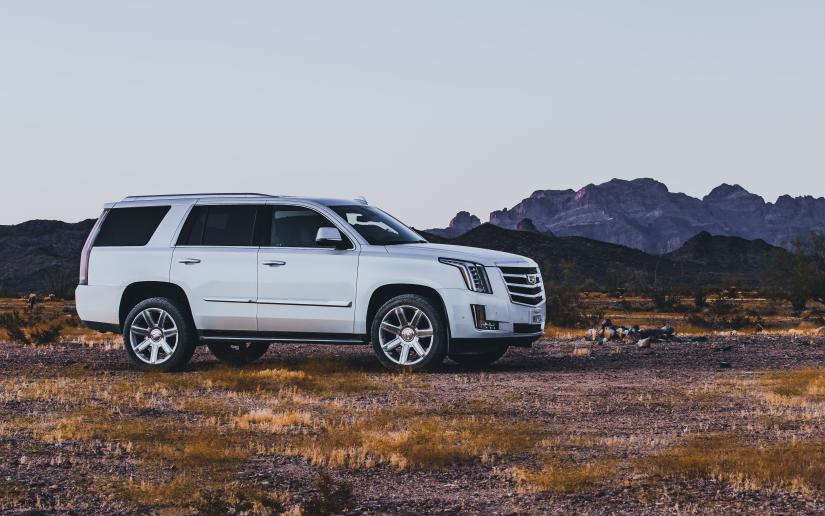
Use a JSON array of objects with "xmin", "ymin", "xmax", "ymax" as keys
[{"xmin": 79, "ymin": 210, "xmax": 109, "ymax": 285}]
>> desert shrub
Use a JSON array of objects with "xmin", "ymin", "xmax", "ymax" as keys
[
  {"xmin": 0, "ymin": 311, "xmax": 29, "ymax": 344},
  {"xmin": 746, "ymin": 300, "xmax": 781, "ymax": 317},
  {"xmin": 709, "ymin": 298, "xmax": 736, "ymax": 316},
  {"xmin": 545, "ymin": 283, "xmax": 602, "ymax": 328},
  {"xmin": 693, "ymin": 287, "xmax": 709, "ymax": 309},
  {"xmin": 764, "ymin": 231, "xmax": 825, "ymax": 313},
  {"xmin": 618, "ymin": 299, "xmax": 636, "ymax": 312},
  {"xmin": 44, "ymin": 266, "xmax": 76, "ymax": 300},
  {"xmin": 30, "ymin": 321, "xmax": 65, "ymax": 344},
  {"xmin": 686, "ymin": 311, "xmax": 760, "ymax": 331},
  {"xmin": 578, "ymin": 277, "xmax": 600, "ymax": 294},
  {"xmin": 301, "ymin": 473, "xmax": 354, "ymax": 516},
  {"xmin": 650, "ymin": 290, "xmax": 680, "ymax": 312},
  {"xmin": 193, "ymin": 487, "xmax": 284, "ymax": 516}
]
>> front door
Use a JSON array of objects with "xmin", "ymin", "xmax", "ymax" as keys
[
  {"xmin": 256, "ymin": 204, "xmax": 359, "ymax": 335},
  {"xmin": 170, "ymin": 203, "xmax": 261, "ymax": 331}
]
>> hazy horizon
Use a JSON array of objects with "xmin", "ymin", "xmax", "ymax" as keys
[
  {"xmin": 2, "ymin": 1, "xmax": 823, "ymax": 227},
  {"xmin": 2, "ymin": 177, "xmax": 824, "ymax": 227}
]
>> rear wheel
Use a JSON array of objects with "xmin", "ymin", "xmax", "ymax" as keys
[
  {"xmin": 449, "ymin": 346, "xmax": 508, "ymax": 367},
  {"xmin": 123, "ymin": 297, "xmax": 196, "ymax": 372},
  {"xmin": 207, "ymin": 342, "xmax": 270, "ymax": 366},
  {"xmin": 371, "ymin": 294, "xmax": 447, "ymax": 372}
]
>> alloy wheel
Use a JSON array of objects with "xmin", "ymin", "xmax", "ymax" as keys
[
  {"xmin": 129, "ymin": 308, "xmax": 178, "ymax": 365},
  {"xmin": 378, "ymin": 305, "xmax": 435, "ymax": 366}
]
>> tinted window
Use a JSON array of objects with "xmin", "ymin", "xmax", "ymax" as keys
[
  {"xmin": 330, "ymin": 205, "xmax": 424, "ymax": 245},
  {"xmin": 270, "ymin": 206, "xmax": 348, "ymax": 248},
  {"xmin": 94, "ymin": 206, "xmax": 170, "ymax": 247},
  {"xmin": 176, "ymin": 206, "xmax": 207, "ymax": 246},
  {"xmin": 176, "ymin": 205, "xmax": 258, "ymax": 246}
]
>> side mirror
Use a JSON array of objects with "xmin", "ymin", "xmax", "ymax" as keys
[{"xmin": 316, "ymin": 227, "xmax": 347, "ymax": 249}]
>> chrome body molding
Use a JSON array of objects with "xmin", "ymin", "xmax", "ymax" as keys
[
  {"xmin": 203, "ymin": 297, "xmax": 351, "ymax": 308},
  {"xmin": 257, "ymin": 299, "xmax": 352, "ymax": 308}
]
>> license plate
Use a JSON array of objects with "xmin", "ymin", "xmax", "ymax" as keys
[{"xmin": 531, "ymin": 310, "xmax": 543, "ymax": 324}]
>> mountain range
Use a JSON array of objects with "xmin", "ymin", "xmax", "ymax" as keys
[
  {"xmin": 427, "ymin": 178, "xmax": 825, "ymax": 254},
  {"xmin": 0, "ymin": 179, "xmax": 808, "ymax": 295},
  {"xmin": 0, "ymin": 219, "xmax": 94, "ymax": 295},
  {"xmin": 422, "ymin": 224, "xmax": 782, "ymax": 290}
]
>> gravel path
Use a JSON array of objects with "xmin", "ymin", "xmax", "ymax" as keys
[{"xmin": 1, "ymin": 335, "xmax": 824, "ymax": 514}]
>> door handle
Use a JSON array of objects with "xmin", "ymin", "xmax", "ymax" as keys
[
  {"xmin": 178, "ymin": 258, "xmax": 201, "ymax": 265},
  {"xmin": 262, "ymin": 260, "xmax": 286, "ymax": 267}
]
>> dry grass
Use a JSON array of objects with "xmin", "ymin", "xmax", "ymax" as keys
[
  {"xmin": 302, "ymin": 412, "xmax": 542, "ymax": 470},
  {"xmin": 233, "ymin": 408, "xmax": 314, "ymax": 433},
  {"xmin": 646, "ymin": 435, "xmax": 825, "ymax": 495},
  {"xmin": 5, "ymin": 298, "xmax": 825, "ymax": 511},
  {"xmin": 512, "ymin": 458, "xmax": 615, "ymax": 493},
  {"xmin": 116, "ymin": 477, "xmax": 287, "ymax": 513},
  {"xmin": 760, "ymin": 368, "xmax": 825, "ymax": 401}
]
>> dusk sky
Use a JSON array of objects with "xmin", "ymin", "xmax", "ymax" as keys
[{"xmin": 1, "ymin": 1, "xmax": 823, "ymax": 228}]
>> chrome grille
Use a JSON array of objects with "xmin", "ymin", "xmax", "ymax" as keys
[{"xmin": 499, "ymin": 266, "xmax": 545, "ymax": 306}]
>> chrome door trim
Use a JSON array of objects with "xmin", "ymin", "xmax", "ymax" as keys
[
  {"xmin": 200, "ymin": 335, "xmax": 364, "ymax": 344},
  {"xmin": 256, "ymin": 298, "xmax": 352, "ymax": 308},
  {"xmin": 203, "ymin": 297, "xmax": 255, "ymax": 304}
]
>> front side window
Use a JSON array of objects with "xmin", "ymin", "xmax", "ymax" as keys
[
  {"xmin": 176, "ymin": 205, "xmax": 259, "ymax": 246},
  {"xmin": 330, "ymin": 205, "xmax": 425, "ymax": 245},
  {"xmin": 94, "ymin": 206, "xmax": 170, "ymax": 247},
  {"xmin": 269, "ymin": 205, "xmax": 350, "ymax": 248}
]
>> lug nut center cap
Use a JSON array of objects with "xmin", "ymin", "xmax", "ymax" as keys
[
  {"xmin": 400, "ymin": 327, "xmax": 416, "ymax": 342},
  {"xmin": 150, "ymin": 329, "xmax": 163, "ymax": 342}
]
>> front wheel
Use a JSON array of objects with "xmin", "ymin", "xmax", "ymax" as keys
[
  {"xmin": 207, "ymin": 342, "xmax": 270, "ymax": 366},
  {"xmin": 371, "ymin": 294, "xmax": 447, "ymax": 372}
]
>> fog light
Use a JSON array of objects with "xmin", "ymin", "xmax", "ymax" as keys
[{"xmin": 471, "ymin": 305, "xmax": 499, "ymax": 330}]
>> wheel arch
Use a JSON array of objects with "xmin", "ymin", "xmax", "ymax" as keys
[
  {"xmin": 119, "ymin": 281, "xmax": 195, "ymax": 331},
  {"xmin": 366, "ymin": 284, "xmax": 450, "ymax": 336}
]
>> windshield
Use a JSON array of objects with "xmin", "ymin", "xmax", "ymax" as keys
[{"xmin": 330, "ymin": 205, "xmax": 426, "ymax": 245}]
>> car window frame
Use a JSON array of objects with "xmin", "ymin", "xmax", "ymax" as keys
[
  {"xmin": 260, "ymin": 202, "xmax": 358, "ymax": 251},
  {"xmin": 173, "ymin": 203, "xmax": 266, "ymax": 248},
  {"xmin": 92, "ymin": 205, "xmax": 172, "ymax": 248}
]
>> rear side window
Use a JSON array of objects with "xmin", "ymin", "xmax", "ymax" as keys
[
  {"xmin": 93, "ymin": 206, "xmax": 170, "ymax": 247},
  {"xmin": 176, "ymin": 205, "xmax": 259, "ymax": 246}
]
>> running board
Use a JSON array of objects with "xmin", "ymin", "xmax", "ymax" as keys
[{"xmin": 198, "ymin": 331, "xmax": 368, "ymax": 345}]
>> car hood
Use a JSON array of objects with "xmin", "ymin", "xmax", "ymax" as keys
[{"xmin": 384, "ymin": 243, "xmax": 536, "ymax": 267}]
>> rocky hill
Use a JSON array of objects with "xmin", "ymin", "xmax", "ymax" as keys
[
  {"xmin": 428, "ymin": 179, "xmax": 825, "ymax": 254},
  {"xmin": 423, "ymin": 224, "xmax": 785, "ymax": 290},
  {"xmin": 0, "ymin": 210, "xmax": 790, "ymax": 296},
  {"xmin": 0, "ymin": 219, "xmax": 95, "ymax": 295}
]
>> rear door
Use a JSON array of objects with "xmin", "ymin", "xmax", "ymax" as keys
[
  {"xmin": 170, "ymin": 203, "xmax": 263, "ymax": 331},
  {"xmin": 256, "ymin": 204, "xmax": 360, "ymax": 335}
]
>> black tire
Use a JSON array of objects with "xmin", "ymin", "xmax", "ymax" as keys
[
  {"xmin": 370, "ymin": 294, "xmax": 447, "ymax": 372},
  {"xmin": 449, "ymin": 346, "xmax": 508, "ymax": 367},
  {"xmin": 123, "ymin": 297, "xmax": 197, "ymax": 372},
  {"xmin": 207, "ymin": 342, "xmax": 270, "ymax": 366}
]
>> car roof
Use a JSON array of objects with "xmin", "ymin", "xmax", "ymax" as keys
[{"xmin": 116, "ymin": 193, "xmax": 365, "ymax": 207}]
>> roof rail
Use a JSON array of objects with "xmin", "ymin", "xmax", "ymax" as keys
[{"xmin": 122, "ymin": 193, "xmax": 279, "ymax": 201}]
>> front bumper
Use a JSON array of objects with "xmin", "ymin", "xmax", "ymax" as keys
[{"xmin": 438, "ymin": 287, "xmax": 546, "ymax": 350}]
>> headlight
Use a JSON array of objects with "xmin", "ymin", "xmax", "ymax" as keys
[{"xmin": 439, "ymin": 258, "xmax": 492, "ymax": 294}]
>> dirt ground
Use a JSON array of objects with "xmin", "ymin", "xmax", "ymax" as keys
[{"xmin": 2, "ymin": 332, "xmax": 825, "ymax": 515}]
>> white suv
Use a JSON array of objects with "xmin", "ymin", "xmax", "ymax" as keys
[{"xmin": 75, "ymin": 194, "xmax": 546, "ymax": 372}]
